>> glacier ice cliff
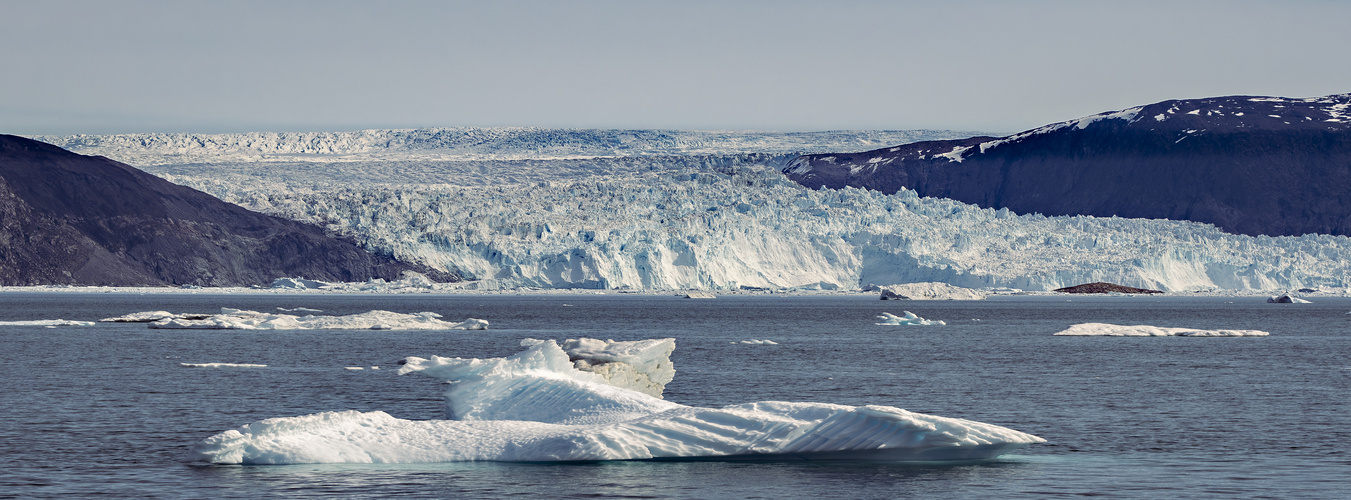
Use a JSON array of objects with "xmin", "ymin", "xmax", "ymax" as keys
[{"xmin": 35, "ymin": 128, "xmax": 1351, "ymax": 293}]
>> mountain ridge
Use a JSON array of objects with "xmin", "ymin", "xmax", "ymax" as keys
[
  {"xmin": 0, "ymin": 134, "xmax": 458, "ymax": 286},
  {"xmin": 785, "ymin": 93, "xmax": 1351, "ymax": 237}
]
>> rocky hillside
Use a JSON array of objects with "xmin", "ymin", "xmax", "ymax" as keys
[
  {"xmin": 0, "ymin": 135, "xmax": 457, "ymax": 286},
  {"xmin": 785, "ymin": 93, "xmax": 1351, "ymax": 237}
]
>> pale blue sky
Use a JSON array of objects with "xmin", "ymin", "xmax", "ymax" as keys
[{"xmin": 4, "ymin": 0, "xmax": 1349, "ymax": 135}]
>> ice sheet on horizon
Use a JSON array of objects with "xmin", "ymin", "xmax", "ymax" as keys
[
  {"xmin": 1053, "ymin": 323, "xmax": 1269, "ymax": 337},
  {"xmin": 189, "ymin": 339, "xmax": 1043, "ymax": 464}
]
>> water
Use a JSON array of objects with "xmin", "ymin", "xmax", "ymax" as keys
[{"xmin": 1, "ymin": 292, "xmax": 1347, "ymax": 498}]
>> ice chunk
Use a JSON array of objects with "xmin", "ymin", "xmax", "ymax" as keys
[
  {"xmin": 0, "ymin": 319, "xmax": 95, "ymax": 326},
  {"xmin": 277, "ymin": 307, "xmax": 323, "ymax": 313},
  {"xmin": 180, "ymin": 362, "xmax": 267, "ymax": 368},
  {"xmin": 876, "ymin": 282, "xmax": 985, "ymax": 300},
  {"xmin": 1053, "ymin": 323, "xmax": 1269, "ymax": 337},
  {"xmin": 270, "ymin": 278, "xmax": 333, "ymax": 290},
  {"xmin": 190, "ymin": 340, "xmax": 1044, "ymax": 464},
  {"xmin": 149, "ymin": 308, "xmax": 487, "ymax": 330},
  {"xmin": 875, "ymin": 311, "xmax": 946, "ymax": 326},
  {"xmin": 1267, "ymin": 295, "xmax": 1311, "ymax": 304},
  {"xmin": 683, "ymin": 291, "xmax": 717, "ymax": 299},
  {"xmin": 100, "ymin": 311, "xmax": 212, "ymax": 322},
  {"xmin": 738, "ymin": 339, "xmax": 778, "ymax": 344}
]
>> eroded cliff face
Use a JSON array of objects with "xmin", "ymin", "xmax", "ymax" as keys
[
  {"xmin": 786, "ymin": 94, "xmax": 1351, "ymax": 237},
  {"xmin": 0, "ymin": 134, "xmax": 458, "ymax": 286}
]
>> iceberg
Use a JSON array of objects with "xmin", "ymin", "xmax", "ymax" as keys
[
  {"xmin": 180, "ymin": 362, "xmax": 267, "ymax": 368},
  {"xmin": 875, "ymin": 311, "xmax": 946, "ymax": 326},
  {"xmin": 875, "ymin": 282, "xmax": 985, "ymax": 300},
  {"xmin": 1053, "ymin": 323, "xmax": 1270, "ymax": 337},
  {"xmin": 100, "ymin": 311, "xmax": 212, "ymax": 322},
  {"xmin": 148, "ymin": 308, "xmax": 487, "ymax": 330},
  {"xmin": 0, "ymin": 319, "xmax": 95, "ymax": 326},
  {"xmin": 189, "ymin": 339, "xmax": 1043, "ymax": 464}
]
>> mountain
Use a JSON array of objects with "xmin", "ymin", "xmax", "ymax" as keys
[
  {"xmin": 784, "ymin": 94, "xmax": 1351, "ymax": 237},
  {"xmin": 0, "ymin": 134, "xmax": 458, "ymax": 286}
]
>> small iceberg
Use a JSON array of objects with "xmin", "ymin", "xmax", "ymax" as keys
[
  {"xmin": 683, "ymin": 291, "xmax": 717, "ymax": 299},
  {"xmin": 148, "ymin": 308, "xmax": 487, "ymax": 330},
  {"xmin": 875, "ymin": 311, "xmax": 946, "ymax": 326},
  {"xmin": 189, "ymin": 338, "xmax": 1043, "ymax": 464},
  {"xmin": 180, "ymin": 362, "xmax": 267, "ymax": 368},
  {"xmin": 1053, "ymin": 323, "xmax": 1269, "ymax": 337},
  {"xmin": 101, "ymin": 311, "xmax": 212, "ymax": 322},
  {"xmin": 875, "ymin": 282, "xmax": 985, "ymax": 300},
  {"xmin": 1267, "ymin": 295, "xmax": 1311, "ymax": 304},
  {"xmin": 0, "ymin": 319, "xmax": 96, "ymax": 326},
  {"xmin": 737, "ymin": 339, "xmax": 778, "ymax": 345}
]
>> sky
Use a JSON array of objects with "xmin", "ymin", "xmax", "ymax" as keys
[{"xmin": 4, "ymin": 0, "xmax": 1350, "ymax": 135}]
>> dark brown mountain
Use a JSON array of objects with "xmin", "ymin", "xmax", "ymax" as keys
[
  {"xmin": 0, "ymin": 134, "xmax": 458, "ymax": 286},
  {"xmin": 784, "ymin": 93, "xmax": 1351, "ymax": 237}
]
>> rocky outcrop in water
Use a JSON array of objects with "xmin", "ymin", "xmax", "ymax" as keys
[{"xmin": 1054, "ymin": 282, "xmax": 1163, "ymax": 294}]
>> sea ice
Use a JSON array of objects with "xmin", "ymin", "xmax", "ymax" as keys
[
  {"xmin": 180, "ymin": 363, "xmax": 267, "ymax": 368},
  {"xmin": 737, "ymin": 339, "xmax": 778, "ymax": 345},
  {"xmin": 1052, "ymin": 323, "xmax": 1270, "ymax": 337},
  {"xmin": 875, "ymin": 311, "xmax": 946, "ymax": 326},
  {"xmin": 100, "ymin": 311, "xmax": 212, "ymax": 322},
  {"xmin": 189, "ymin": 338, "xmax": 1043, "ymax": 464},
  {"xmin": 875, "ymin": 282, "xmax": 985, "ymax": 300},
  {"xmin": 0, "ymin": 319, "xmax": 96, "ymax": 326},
  {"xmin": 148, "ymin": 308, "xmax": 487, "ymax": 330}
]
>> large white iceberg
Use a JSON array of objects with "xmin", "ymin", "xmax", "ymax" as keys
[
  {"xmin": 148, "ymin": 308, "xmax": 487, "ymax": 330},
  {"xmin": 189, "ymin": 339, "xmax": 1043, "ymax": 464},
  {"xmin": 1053, "ymin": 323, "xmax": 1270, "ymax": 337}
]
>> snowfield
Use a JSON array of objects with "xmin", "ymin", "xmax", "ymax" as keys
[{"xmin": 35, "ymin": 128, "xmax": 1351, "ymax": 293}]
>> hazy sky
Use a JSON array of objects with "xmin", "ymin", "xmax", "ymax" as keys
[{"xmin": 4, "ymin": 0, "xmax": 1349, "ymax": 135}]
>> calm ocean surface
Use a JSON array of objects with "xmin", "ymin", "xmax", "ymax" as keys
[{"xmin": 1, "ymin": 292, "xmax": 1347, "ymax": 499}]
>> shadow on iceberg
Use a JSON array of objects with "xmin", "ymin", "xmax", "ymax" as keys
[{"xmin": 189, "ymin": 339, "xmax": 1043, "ymax": 464}]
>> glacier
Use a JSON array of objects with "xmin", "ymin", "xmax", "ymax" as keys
[
  {"xmin": 188, "ymin": 338, "xmax": 1044, "ymax": 464},
  {"xmin": 33, "ymin": 128, "xmax": 1351, "ymax": 293}
]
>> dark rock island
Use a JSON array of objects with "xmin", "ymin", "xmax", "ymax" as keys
[
  {"xmin": 1054, "ymin": 282, "xmax": 1163, "ymax": 294},
  {"xmin": 0, "ymin": 134, "xmax": 457, "ymax": 286},
  {"xmin": 785, "ymin": 93, "xmax": 1351, "ymax": 237}
]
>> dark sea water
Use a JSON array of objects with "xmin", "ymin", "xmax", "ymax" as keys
[{"xmin": 0, "ymin": 292, "xmax": 1347, "ymax": 499}]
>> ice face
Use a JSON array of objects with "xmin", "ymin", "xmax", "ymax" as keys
[
  {"xmin": 40, "ymin": 128, "xmax": 1351, "ymax": 293},
  {"xmin": 189, "ymin": 339, "xmax": 1044, "ymax": 464},
  {"xmin": 1052, "ymin": 323, "xmax": 1270, "ymax": 337}
]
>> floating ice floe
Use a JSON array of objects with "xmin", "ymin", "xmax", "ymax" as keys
[
  {"xmin": 148, "ymin": 308, "xmax": 488, "ymax": 330},
  {"xmin": 1053, "ymin": 323, "xmax": 1270, "ymax": 337},
  {"xmin": 100, "ymin": 311, "xmax": 212, "ymax": 322},
  {"xmin": 737, "ymin": 339, "xmax": 778, "ymax": 345},
  {"xmin": 875, "ymin": 282, "xmax": 986, "ymax": 300},
  {"xmin": 277, "ymin": 307, "xmax": 324, "ymax": 313},
  {"xmin": 875, "ymin": 311, "xmax": 946, "ymax": 326},
  {"xmin": 683, "ymin": 291, "xmax": 717, "ymax": 299},
  {"xmin": 1267, "ymin": 295, "xmax": 1312, "ymax": 304},
  {"xmin": 189, "ymin": 338, "xmax": 1043, "ymax": 464},
  {"xmin": 0, "ymin": 319, "xmax": 96, "ymax": 326},
  {"xmin": 180, "ymin": 362, "xmax": 267, "ymax": 368}
]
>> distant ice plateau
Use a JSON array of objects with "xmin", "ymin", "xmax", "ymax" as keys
[{"xmin": 34, "ymin": 128, "xmax": 1351, "ymax": 293}]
